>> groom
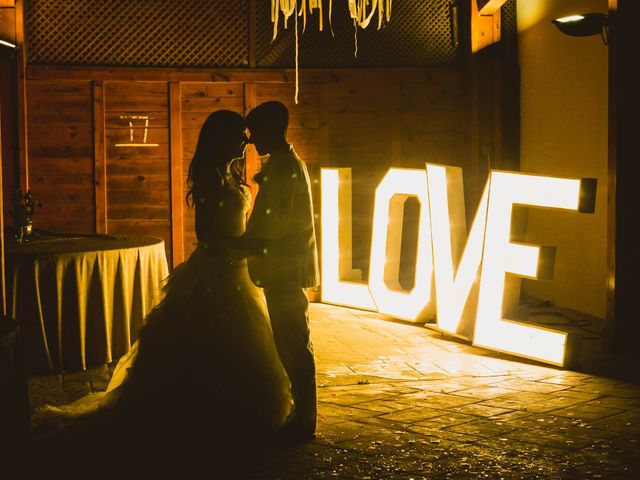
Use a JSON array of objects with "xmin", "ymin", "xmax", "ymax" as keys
[{"xmin": 244, "ymin": 101, "xmax": 320, "ymax": 441}]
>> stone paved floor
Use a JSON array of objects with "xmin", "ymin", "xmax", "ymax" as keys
[{"xmin": 29, "ymin": 303, "xmax": 640, "ymax": 479}]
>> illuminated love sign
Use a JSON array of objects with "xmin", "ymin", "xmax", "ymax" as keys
[{"xmin": 320, "ymin": 165, "xmax": 597, "ymax": 366}]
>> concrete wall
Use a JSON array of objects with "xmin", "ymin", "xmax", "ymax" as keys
[{"xmin": 517, "ymin": 0, "xmax": 608, "ymax": 318}]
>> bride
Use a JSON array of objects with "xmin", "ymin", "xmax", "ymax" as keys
[{"xmin": 31, "ymin": 110, "xmax": 293, "ymax": 471}]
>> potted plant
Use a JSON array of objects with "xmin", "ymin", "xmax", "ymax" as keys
[{"xmin": 8, "ymin": 188, "xmax": 43, "ymax": 242}]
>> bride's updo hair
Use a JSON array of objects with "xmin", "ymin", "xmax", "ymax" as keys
[{"xmin": 186, "ymin": 109, "xmax": 248, "ymax": 207}]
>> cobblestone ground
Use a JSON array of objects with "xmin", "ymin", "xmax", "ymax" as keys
[{"xmin": 29, "ymin": 303, "xmax": 640, "ymax": 479}]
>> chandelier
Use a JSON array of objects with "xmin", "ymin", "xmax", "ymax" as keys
[{"xmin": 270, "ymin": 1, "xmax": 393, "ymax": 102}]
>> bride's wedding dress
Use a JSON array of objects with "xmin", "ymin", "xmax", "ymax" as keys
[{"xmin": 32, "ymin": 181, "xmax": 293, "ymax": 467}]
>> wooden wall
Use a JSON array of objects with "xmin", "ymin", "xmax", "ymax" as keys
[{"xmin": 22, "ymin": 68, "xmax": 466, "ymax": 274}]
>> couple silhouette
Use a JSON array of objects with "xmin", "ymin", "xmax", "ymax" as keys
[{"xmin": 30, "ymin": 101, "xmax": 319, "ymax": 474}]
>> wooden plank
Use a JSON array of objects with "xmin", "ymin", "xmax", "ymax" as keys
[
  {"xmin": 35, "ymin": 219, "xmax": 94, "ymax": 234},
  {"xmin": 28, "ymin": 174, "xmax": 94, "ymax": 189},
  {"xmin": 107, "ymin": 189, "xmax": 170, "ymax": 205},
  {"xmin": 181, "ymin": 83, "xmax": 244, "ymax": 98},
  {"xmin": 282, "ymin": 128, "xmax": 318, "ymax": 145},
  {"xmin": 107, "ymin": 174, "xmax": 169, "ymax": 191},
  {"xmin": 289, "ymin": 143, "xmax": 319, "ymax": 160},
  {"xmin": 105, "ymin": 95, "xmax": 169, "ymax": 112},
  {"xmin": 401, "ymin": 80, "xmax": 464, "ymax": 97},
  {"xmin": 256, "ymin": 83, "xmax": 319, "ymax": 99},
  {"xmin": 29, "ymin": 111, "xmax": 97, "ymax": 126},
  {"xmin": 106, "ymin": 111, "xmax": 168, "ymax": 128},
  {"xmin": 328, "ymin": 96, "xmax": 394, "ymax": 114},
  {"xmin": 26, "ymin": 125, "xmax": 93, "ymax": 144},
  {"xmin": 326, "ymin": 82, "xmax": 396, "ymax": 98},
  {"xmin": 107, "ymin": 219, "xmax": 171, "ymax": 238},
  {"xmin": 28, "ymin": 66, "xmax": 458, "ymax": 84},
  {"xmin": 93, "ymin": 81, "xmax": 107, "ymax": 233},
  {"xmin": 477, "ymin": 0, "xmax": 508, "ymax": 16},
  {"xmin": 28, "ymin": 158, "xmax": 93, "ymax": 176},
  {"xmin": 181, "ymin": 112, "xmax": 221, "ymax": 130},
  {"xmin": 108, "ymin": 158, "xmax": 171, "ymax": 176},
  {"xmin": 330, "ymin": 142, "xmax": 392, "ymax": 157},
  {"xmin": 15, "ymin": 0, "xmax": 28, "ymax": 191},
  {"xmin": 181, "ymin": 96, "xmax": 244, "ymax": 112},
  {"xmin": 328, "ymin": 111, "xmax": 388, "ymax": 128},
  {"xmin": 400, "ymin": 94, "xmax": 466, "ymax": 113},
  {"xmin": 29, "ymin": 197, "xmax": 89, "ymax": 218},
  {"xmin": 28, "ymin": 143, "xmax": 93, "ymax": 159},
  {"xmin": 390, "ymin": 84, "xmax": 402, "ymax": 167},
  {"xmin": 107, "ymin": 220, "xmax": 172, "ymax": 264},
  {"xmin": 471, "ymin": 0, "xmax": 502, "ymax": 53},
  {"xmin": 317, "ymin": 84, "xmax": 328, "ymax": 167},
  {"xmin": 106, "ymin": 128, "xmax": 168, "ymax": 149},
  {"xmin": 107, "ymin": 143, "xmax": 169, "ymax": 161},
  {"xmin": 169, "ymin": 82, "xmax": 184, "ymax": 267},
  {"xmin": 105, "ymin": 82, "xmax": 169, "ymax": 97},
  {"xmin": 28, "ymin": 80, "xmax": 92, "ymax": 96},
  {"xmin": 288, "ymin": 112, "xmax": 319, "ymax": 129},
  {"xmin": 27, "ymin": 95, "xmax": 92, "ymax": 113},
  {"xmin": 108, "ymin": 204, "xmax": 170, "ymax": 221}
]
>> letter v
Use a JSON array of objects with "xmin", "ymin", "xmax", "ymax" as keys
[{"xmin": 426, "ymin": 164, "xmax": 490, "ymax": 339}]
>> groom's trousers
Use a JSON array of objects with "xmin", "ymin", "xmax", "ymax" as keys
[{"xmin": 263, "ymin": 283, "xmax": 317, "ymax": 431}]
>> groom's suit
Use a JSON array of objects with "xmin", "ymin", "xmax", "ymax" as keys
[{"xmin": 246, "ymin": 144, "xmax": 319, "ymax": 432}]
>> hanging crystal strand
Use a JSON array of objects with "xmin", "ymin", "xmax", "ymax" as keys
[
  {"xmin": 272, "ymin": 0, "xmax": 279, "ymax": 41},
  {"xmin": 353, "ymin": 20, "xmax": 358, "ymax": 57},
  {"xmin": 300, "ymin": 0, "xmax": 307, "ymax": 32},
  {"xmin": 328, "ymin": 0, "xmax": 334, "ymax": 36}
]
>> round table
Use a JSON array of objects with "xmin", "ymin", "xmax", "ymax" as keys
[{"xmin": 5, "ymin": 233, "xmax": 169, "ymax": 373}]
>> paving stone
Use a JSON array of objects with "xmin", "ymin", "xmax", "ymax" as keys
[
  {"xmin": 588, "ymin": 410, "xmax": 640, "ymax": 432},
  {"xmin": 551, "ymin": 403, "xmax": 625, "ymax": 421},
  {"xmin": 398, "ymin": 392, "xmax": 478, "ymax": 409},
  {"xmin": 412, "ymin": 412, "xmax": 477, "ymax": 429},
  {"xmin": 451, "ymin": 385, "xmax": 521, "ymax": 401},
  {"xmin": 406, "ymin": 424, "xmax": 480, "ymax": 445},
  {"xmin": 445, "ymin": 418, "xmax": 519, "ymax": 439},
  {"xmin": 27, "ymin": 302, "xmax": 640, "ymax": 478},
  {"xmin": 487, "ymin": 378, "xmax": 571, "ymax": 394},
  {"xmin": 446, "ymin": 402, "xmax": 514, "ymax": 418},
  {"xmin": 375, "ymin": 406, "xmax": 449, "ymax": 424}
]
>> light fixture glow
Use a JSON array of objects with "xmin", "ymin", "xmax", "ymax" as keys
[
  {"xmin": 473, "ymin": 171, "xmax": 583, "ymax": 366},
  {"xmin": 426, "ymin": 164, "xmax": 489, "ymax": 339},
  {"xmin": 319, "ymin": 165, "xmax": 597, "ymax": 367},
  {"xmin": 551, "ymin": 12, "xmax": 608, "ymax": 43},
  {"xmin": 0, "ymin": 40, "xmax": 17, "ymax": 49},
  {"xmin": 368, "ymin": 169, "xmax": 435, "ymax": 322},
  {"xmin": 555, "ymin": 15, "xmax": 585, "ymax": 23},
  {"xmin": 320, "ymin": 168, "xmax": 376, "ymax": 310}
]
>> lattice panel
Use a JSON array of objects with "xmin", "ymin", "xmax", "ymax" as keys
[
  {"xmin": 25, "ymin": 0, "xmax": 249, "ymax": 67},
  {"xmin": 256, "ymin": 0, "xmax": 458, "ymax": 68},
  {"xmin": 501, "ymin": 0, "xmax": 518, "ymax": 41}
]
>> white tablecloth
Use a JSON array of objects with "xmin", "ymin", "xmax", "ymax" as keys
[{"xmin": 5, "ymin": 235, "xmax": 169, "ymax": 372}]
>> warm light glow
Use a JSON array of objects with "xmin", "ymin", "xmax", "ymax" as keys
[
  {"xmin": 0, "ymin": 40, "xmax": 16, "ymax": 49},
  {"xmin": 320, "ymin": 169, "xmax": 376, "ymax": 310},
  {"xmin": 516, "ymin": 1, "xmax": 549, "ymax": 32},
  {"xmin": 426, "ymin": 164, "xmax": 489, "ymax": 339},
  {"xmin": 319, "ymin": 165, "xmax": 596, "ymax": 366},
  {"xmin": 555, "ymin": 15, "xmax": 585, "ymax": 23},
  {"xmin": 368, "ymin": 169, "xmax": 435, "ymax": 322},
  {"xmin": 473, "ymin": 171, "xmax": 582, "ymax": 366}
]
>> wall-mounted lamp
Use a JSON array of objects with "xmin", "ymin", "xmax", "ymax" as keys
[
  {"xmin": 552, "ymin": 13, "xmax": 608, "ymax": 45},
  {"xmin": 0, "ymin": 39, "xmax": 17, "ymax": 59},
  {"xmin": 0, "ymin": 39, "xmax": 16, "ymax": 49}
]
